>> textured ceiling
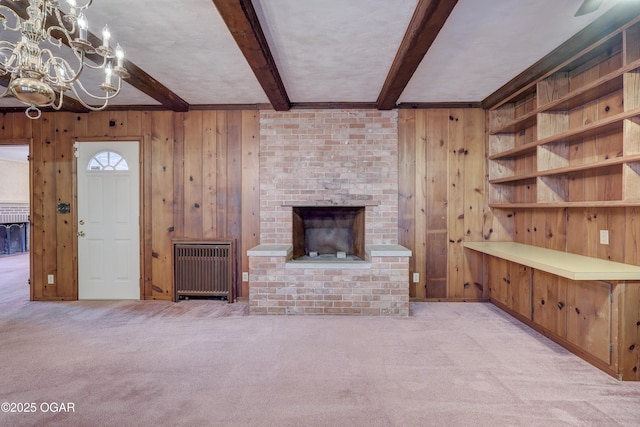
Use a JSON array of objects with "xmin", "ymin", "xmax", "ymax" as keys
[{"xmin": 0, "ymin": 0, "xmax": 628, "ymax": 110}]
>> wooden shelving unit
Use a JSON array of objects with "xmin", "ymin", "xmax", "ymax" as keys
[{"xmin": 488, "ymin": 19, "xmax": 640, "ymax": 208}]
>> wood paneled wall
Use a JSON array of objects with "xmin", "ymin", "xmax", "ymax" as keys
[
  {"xmin": 511, "ymin": 207, "xmax": 640, "ymax": 265},
  {"xmin": 0, "ymin": 110, "xmax": 259, "ymax": 301},
  {"xmin": 14, "ymin": 106, "xmax": 632, "ymax": 303},
  {"xmin": 398, "ymin": 108, "xmax": 498, "ymax": 300}
]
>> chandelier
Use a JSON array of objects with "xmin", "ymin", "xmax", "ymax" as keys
[{"xmin": 0, "ymin": 0, "xmax": 129, "ymax": 119}]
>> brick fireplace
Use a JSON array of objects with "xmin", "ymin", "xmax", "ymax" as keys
[{"xmin": 248, "ymin": 109, "xmax": 410, "ymax": 316}]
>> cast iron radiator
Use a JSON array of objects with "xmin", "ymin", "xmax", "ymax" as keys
[{"xmin": 173, "ymin": 241, "xmax": 233, "ymax": 301}]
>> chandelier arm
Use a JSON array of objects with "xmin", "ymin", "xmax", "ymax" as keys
[
  {"xmin": 52, "ymin": 6, "xmax": 74, "ymax": 35},
  {"xmin": 0, "ymin": 44, "xmax": 18, "ymax": 74},
  {"xmin": 0, "ymin": 84, "xmax": 12, "ymax": 99},
  {"xmin": 81, "ymin": 56, "xmax": 109, "ymax": 70},
  {"xmin": 53, "ymin": 88, "xmax": 64, "ymax": 110},
  {"xmin": 45, "ymin": 25, "xmax": 69, "ymax": 49},
  {"xmin": 72, "ymin": 0, "xmax": 94, "ymax": 11},
  {"xmin": 41, "ymin": 50, "xmax": 83, "ymax": 84},
  {"xmin": 72, "ymin": 76, "xmax": 121, "ymax": 102},
  {"xmin": 0, "ymin": 6, "xmax": 21, "ymax": 31},
  {"xmin": 68, "ymin": 84, "xmax": 110, "ymax": 111}
]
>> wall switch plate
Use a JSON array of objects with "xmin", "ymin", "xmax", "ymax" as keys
[
  {"xmin": 47, "ymin": 274, "xmax": 54, "ymax": 284},
  {"xmin": 600, "ymin": 230, "xmax": 609, "ymax": 245},
  {"xmin": 242, "ymin": 272, "xmax": 249, "ymax": 282},
  {"xmin": 413, "ymin": 272, "xmax": 419, "ymax": 283}
]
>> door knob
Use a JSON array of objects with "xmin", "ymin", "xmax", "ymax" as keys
[
  {"xmin": 79, "ymin": 220, "xmax": 85, "ymax": 225},
  {"xmin": 78, "ymin": 231, "xmax": 85, "ymax": 237}
]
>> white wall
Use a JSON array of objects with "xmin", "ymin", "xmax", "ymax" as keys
[{"xmin": 0, "ymin": 158, "xmax": 29, "ymax": 203}]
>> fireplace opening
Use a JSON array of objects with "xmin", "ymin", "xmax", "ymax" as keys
[{"xmin": 292, "ymin": 206, "xmax": 365, "ymax": 261}]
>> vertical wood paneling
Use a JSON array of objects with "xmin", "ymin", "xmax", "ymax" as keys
[
  {"xmin": 202, "ymin": 112, "xmax": 218, "ymax": 238},
  {"xmin": 544, "ymin": 208, "xmax": 566, "ymax": 251},
  {"xmin": 398, "ymin": 108, "xmax": 487, "ymax": 300},
  {"xmin": 141, "ymin": 112, "xmax": 154, "ymax": 299},
  {"xmin": 226, "ymin": 110, "xmax": 243, "ymax": 300},
  {"xmin": 398, "ymin": 110, "xmax": 416, "ymax": 297},
  {"xmin": 149, "ymin": 111, "xmax": 175, "ymax": 300},
  {"xmin": 240, "ymin": 111, "xmax": 260, "ymax": 299},
  {"xmin": 29, "ymin": 118, "xmax": 44, "ymax": 300},
  {"xmin": 183, "ymin": 111, "xmax": 204, "ymax": 238},
  {"xmin": 40, "ymin": 113, "xmax": 58, "ymax": 298},
  {"xmin": 172, "ymin": 113, "xmax": 185, "ymax": 237},
  {"xmin": 216, "ymin": 112, "xmax": 229, "ymax": 235},
  {"xmin": 414, "ymin": 111, "xmax": 428, "ymax": 298},
  {"xmin": 625, "ymin": 207, "xmax": 640, "ymax": 264},
  {"xmin": 463, "ymin": 109, "xmax": 487, "ymax": 299},
  {"xmin": 424, "ymin": 110, "xmax": 448, "ymax": 298},
  {"xmin": 448, "ymin": 110, "xmax": 466, "ymax": 298},
  {"xmin": 55, "ymin": 113, "xmax": 75, "ymax": 299}
]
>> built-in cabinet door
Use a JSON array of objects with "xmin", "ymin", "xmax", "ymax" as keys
[
  {"xmin": 566, "ymin": 280, "xmax": 612, "ymax": 364},
  {"xmin": 507, "ymin": 264, "xmax": 532, "ymax": 319},
  {"xmin": 488, "ymin": 257, "xmax": 532, "ymax": 319},
  {"xmin": 532, "ymin": 270, "xmax": 568, "ymax": 338},
  {"xmin": 488, "ymin": 256, "xmax": 509, "ymax": 306}
]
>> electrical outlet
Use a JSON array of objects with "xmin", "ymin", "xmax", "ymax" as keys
[
  {"xmin": 47, "ymin": 274, "xmax": 54, "ymax": 284},
  {"xmin": 600, "ymin": 230, "xmax": 609, "ymax": 245},
  {"xmin": 413, "ymin": 272, "xmax": 419, "ymax": 283},
  {"xmin": 242, "ymin": 272, "xmax": 249, "ymax": 282}
]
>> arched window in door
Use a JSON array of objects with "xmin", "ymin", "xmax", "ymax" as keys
[{"xmin": 87, "ymin": 150, "xmax": 129, "ymax": 171}]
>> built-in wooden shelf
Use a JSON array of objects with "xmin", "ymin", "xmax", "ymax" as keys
[
  {"xmin": 489, "ymin": 201, "xmax": 640, "ymax": 208},
  {"xmin": 464, "ymin": 241, "xmax": 640, "ymax": 280},
  {"xmin": 490, "ymin": 108, "xmax": 640, "ymax": 161},
  {"xmin": 489, "ymin": 154, "xmax": 640, "ymax": 184},
  {"xmin": 490, "ymin": 29, "xmax": 624, "ymax": 110},
  {"xmin": 490, "ymin": 59, "xmax": 640, "ymax": 135},
  {"xmin": 488, "ymin": 20, "xmax": 640, "ymax": 209}
]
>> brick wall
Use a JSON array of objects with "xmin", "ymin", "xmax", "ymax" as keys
[
  {"xmin": 249, "ymin": 109, "xmax": 409, "ymax": 316},
  {"xmin": 0, "ymin": 203, "xmax": 29, "ymax": 223},
  {"xmin": 259, "ymin": 109, "xmax": 398, "ymax": 244},
  {"xmin": 249, "ymin": 253, "xmax": 409, "ymax": 316}
]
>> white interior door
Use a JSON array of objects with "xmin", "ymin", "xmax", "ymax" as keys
[{"xmin": 77, "ymin": 141, "xmax": 140, "ymax": 300}]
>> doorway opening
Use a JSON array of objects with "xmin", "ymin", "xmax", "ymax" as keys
[{"xmin": 0, "ymin": 143, "xmax": 30, "ymax": 301}]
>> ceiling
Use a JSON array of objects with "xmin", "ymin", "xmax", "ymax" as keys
[{"xmin": 0, "ymin": 0, "xmax": 634, "ymax": 113}]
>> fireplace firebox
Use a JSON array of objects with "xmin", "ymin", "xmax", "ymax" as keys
[{"xmin": 292, "ymin": 206, "xmax": 365, "ymax": 260}]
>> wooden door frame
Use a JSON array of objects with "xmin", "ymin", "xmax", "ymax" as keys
[
  {"xmin": 73, "ymin": 136, "xmax": 146, "ymax": 300},
  {"xmin": 0, "ymin": 138, "xmax": 33, "ymax": 298}
]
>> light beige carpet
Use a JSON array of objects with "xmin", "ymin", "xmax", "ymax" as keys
[{"xmin": 1, "ymin": 253, "xmax": 639, "ymax": 426}]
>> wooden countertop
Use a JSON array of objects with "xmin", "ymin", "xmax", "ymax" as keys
[{"xmin": 464, "ymin": 241, "xmax": 640, "ymax": 281}]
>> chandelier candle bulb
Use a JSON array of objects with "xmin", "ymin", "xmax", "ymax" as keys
[
  {"xmin": 102, "ymin": 25, "xmax": 110, "ymax": 48},
  {"xmin": 104, "ymin": 64, "xmax": 112, "ymax": 85},
  {"xmin": 116, "ymin": 44, "xmax": 123, "ymax": 68},
  {"xmin": 77, "ymin": 13, "xmax": 87, "ymax": 41}
]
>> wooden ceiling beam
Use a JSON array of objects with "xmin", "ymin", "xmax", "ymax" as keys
[
  {"xmin": 0, "ymin": 0, "xmax": 189, "ymax": 113},
  {"xmin": 482, "ymin": 1, "xmax": 640, "ymax": 109},
  {"xmin": 212, "ymin": 0, "xmax": 290, "ymax": 111},
  {"xmin": 376, "ymin": 0, "xmax": 458, "ymax": 110}
]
